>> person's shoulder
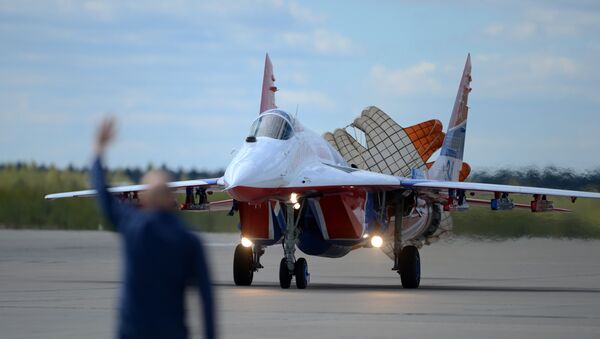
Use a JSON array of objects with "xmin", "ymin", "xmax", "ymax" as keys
[
  {"xmin": 185, "ymin": 228, "xmax": 207, "ymax": 250},
  {"xmin": 168, "ymin": 216, "xmax": 198, "ymax": 239}
]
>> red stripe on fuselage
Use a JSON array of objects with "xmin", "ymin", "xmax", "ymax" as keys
[{"xmin": 228, "ymin": 185, "xmax": 384, "ymax": 202}]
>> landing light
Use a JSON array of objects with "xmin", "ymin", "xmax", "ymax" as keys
[
  {"xmin": 370, "ymin": 235, "xmax": 383, "ymax": 248},
  {"xmin": 241, "ymin": 237, "xmax": 253, "ymax": 248},
  {"xmin": 363, "ymin": 233, "xmax": 369, "ymax": 239},
  {"xmin": 293, "ymin": 203, "xmax": 301, "ymax": 210},
  {"xmin": 290, "ymin": 193, "xmax": 298, "ymax": 204}
]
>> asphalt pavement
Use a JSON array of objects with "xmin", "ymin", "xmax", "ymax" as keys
[{"xmin": 1, "ymin": 230, "xmax": 599, "ymax": 338}]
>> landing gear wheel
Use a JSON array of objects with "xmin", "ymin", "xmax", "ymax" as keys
[
  {"xmin": 233, "ymin": 244, "xmax": 253, "ymax": 286},
  {"xmin": 399, "ymin": 246, "xmax": 420, "ymax": 289},
  {"xmin": 294, "ymin": 257, "xmax": 309, "ymax": 289},
  {"xmin": 279, "ymin": 258, "xmax": 292, "ymax": 289}
]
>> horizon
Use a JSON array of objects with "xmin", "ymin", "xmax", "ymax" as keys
[{"xmin": 3, "ymin": 160, "xmax": 600, "ymax": 176}]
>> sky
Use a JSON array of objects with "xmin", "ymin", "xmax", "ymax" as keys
[{"xmin": 1, "ymin": 0, "xmax": 599, "ymax": 171}]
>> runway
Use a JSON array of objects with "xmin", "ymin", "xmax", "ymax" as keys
[{"xmin": 1, "ymin": 230, "xmax": 599, "ymax": 338}]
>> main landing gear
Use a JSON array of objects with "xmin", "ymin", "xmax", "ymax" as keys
[
  {"xmin": 233, "ymin": 243, "xmax": 264, "ymax": 286},
  {"xmin": 279, "ymin": 202, "xmax": 310, "ymax": 289},
  {"xmin": 398, "ymin": 246, "xmax": 420, "ymax": 288},
  {"xmin": 392, "ymin": 191, "xmax": 421, "ymax": 289}
]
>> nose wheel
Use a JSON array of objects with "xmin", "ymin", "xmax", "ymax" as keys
[
  {"xmin": 294, "ymin": 258, "xmax": 310, "ymax": 289},
  {"xmin": 278, "ymin": 202, "xmax": 310, "ymax": 289},
  {"xmin": 279, "ymin": 257, "xmax": 310, "ymax": 289},
  {"xmin": 279, "ymin": 258, "xmax": 292, "ymax": 288}
]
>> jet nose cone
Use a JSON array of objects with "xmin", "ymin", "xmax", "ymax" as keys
[
  {"xmin": 224, "ymin": 161, "xmax": 258, "ymax": 189},
  {"xmin": 224, "ymin": 162, "xmax": 269, "ymax": 202}
]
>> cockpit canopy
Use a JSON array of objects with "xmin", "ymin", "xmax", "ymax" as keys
[{"xmin": 249, "ymin": 110, "xmax": 294, "ymax": 140}]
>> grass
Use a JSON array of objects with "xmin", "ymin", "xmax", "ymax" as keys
[{"xmin": 1, "ymin": 164, "xmax": 599, "ymax": 239}]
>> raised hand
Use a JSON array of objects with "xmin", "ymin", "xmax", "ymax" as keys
[{"xmin": 94, "ymin": 116, "xmax": 116, "ymax": 156}]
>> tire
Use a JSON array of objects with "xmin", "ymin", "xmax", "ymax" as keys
[
  {"xmin": 399, "ymin": 246, "xmax": 420, "ymax": 289},
  {"xmin": 233, "ymin": 244, "xmax": 253, "ymax": 286},
  {"xmin": 294, "ymin": 257, "xmax": 309, "ymax": 289},
  {"xmin": 279, "ymin": 258, "xmax": 292, "ymax": 289}
]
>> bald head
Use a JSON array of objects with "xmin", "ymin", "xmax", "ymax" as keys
[
  {"xmin": 141, "ymin": 170, "xmax": 172, "ymax": 186},
  {"xmin": 139, "ymin": 170, "xmax": 176, "ymax": 210}
]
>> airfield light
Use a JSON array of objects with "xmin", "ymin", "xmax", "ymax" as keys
[
  {"xmin": 241, "ymin": 237, "xmax": 253, "ymax": 248},
  {"xmin": 293, "ymin": 203, "xmax": 301, "ymax": 210},
  {"xmin": 370, "ymin": 235, "xmax": 383, "ymax": 248},
  {"xmin": 290, "ymin": 193, "xmax": 298, "ymax": 204}
]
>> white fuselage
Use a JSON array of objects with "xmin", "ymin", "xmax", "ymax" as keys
[{"xmin": 223, "ymin": 111, "xmax": 351, "ymax": 201}]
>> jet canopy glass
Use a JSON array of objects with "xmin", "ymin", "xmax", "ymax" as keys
[{"xmin": 250, "ymin": 110, "xmax": 294, "ymax": 140}]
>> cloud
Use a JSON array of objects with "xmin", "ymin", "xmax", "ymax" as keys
[
  {"xmin": 483, "ymin": 23, "xmax": 505, "ymax": 36},
  {"xmin": 512, "ymin": 22, "xmax": 537, "ymax": 40},
  {"xmin": 528, "ymin": 56, "xmax": 577, "ymax": 76},
  {"xmin": 81, "ymin": 1, "xmax": 116, "ymax": 21},
  {"xmin": 281, "ymin": 29, "xmax": 353, "ymax": 55},
  {"xmin": 474, "ymin": 54, "xmax": 581, "ymax": 98},
  {"xmin": 278, "ymin": 90, "xmax": 336, "ymax": 110},
  {"xmin": 484, "ymin": 22, "xmax": 537, "ymax": 40},
  {"xmin": 482, "ymin": 5, "xmax": 600, "ymax": 41},
  {"xmin": 481, "ymin": 54, "xmax": 579, "ymax": 77},
  {"xmin": 286, "ymin": 0, "xmax": 325, "ymax": 24},
  {"xmin": 0, "ymin": 0, "xmax": 325, "ymax": 23},
  {"xmin": 369, "ymin": 62, "xmax": 440, "ymax": 96}
]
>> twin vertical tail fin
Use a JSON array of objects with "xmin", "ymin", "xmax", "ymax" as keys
[
  {"xmin": 259, "ymin": 53, "xmax": 278, "ymax": 114},
  {"xmin": 428, "ymin": 54, "xmax": 472, "ymax": 182}
]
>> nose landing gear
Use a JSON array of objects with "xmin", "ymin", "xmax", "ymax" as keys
[
  {"xmin": 234, "ymin": 200, "xmax": 309, "ymax": 289},
  {"xmin": 278, "ymin": 202, "xmax": 310, "ymax": 289},
  {"xmin": 279, "ymin": 256, "xmax": 310, "ymax": 289}
]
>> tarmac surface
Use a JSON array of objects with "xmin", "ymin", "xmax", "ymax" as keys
[{"xmin": 1, "ymin": 230, "xmax": 599, "ymax": 339}]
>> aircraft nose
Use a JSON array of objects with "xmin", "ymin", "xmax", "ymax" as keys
[{"xmin": 224, "ymin": 161, "xmax": 259, "ymax": 189}]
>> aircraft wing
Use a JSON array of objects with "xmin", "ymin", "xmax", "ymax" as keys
[
  {"xmin": 44, "ymin": 178, "xmax": 223, "ymax": 200},
  {"xmin": 400, "ymin": 179, "xmax": 600, "ymax": 199},
  {"xmin": 292, "ymin": 165, "xmax": 600, "ymax": 201}
]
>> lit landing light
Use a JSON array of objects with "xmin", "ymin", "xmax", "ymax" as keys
[
  {"xmin": 370, "ymin": 235, "xmax": 383, "ymax": 248},
  {"xmin": 291, "ymin": 193, "xmax": 301, "ymax": 210},
  {"xmin": 363, "ymin": 233, "xmax": 369, "ymax": 239},
  {"xmin": 241, "ymin": 237, "xmax": 253, "ymax": 248}
]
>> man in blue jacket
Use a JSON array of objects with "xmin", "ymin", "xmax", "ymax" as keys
[{"xmin": 92, "ymin": 117, "xmax": 216, "ymax": 339}]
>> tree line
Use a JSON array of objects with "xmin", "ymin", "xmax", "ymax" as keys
[
  {"xmin": 468, "ymin": 166, "xmax": 600, "ymax": 192},
  {"xmin": 0, "ymin": 163, "xmax": 598, "ymax": 238}
]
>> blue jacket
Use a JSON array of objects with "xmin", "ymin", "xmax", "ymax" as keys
[{"xmin": 92, "ymin": 158, "xmax": 215, "ymax": 339}]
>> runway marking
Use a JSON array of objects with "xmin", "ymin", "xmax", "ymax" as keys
[
  {"xmin": 213, "ymin": 308, "xmax": 598, "ymax": 320},
  {"xmin": 215, "ymin": 282, "xmax": 600, "ymax": 294}
]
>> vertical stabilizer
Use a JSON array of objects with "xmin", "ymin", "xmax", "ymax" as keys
[
  {"xmin": 259, "ymin": 53, "xmax": 278, "ymax": 113},
  {"xmin": 429, "ymin": 54, "xmax": 472, "ymax": 181}
]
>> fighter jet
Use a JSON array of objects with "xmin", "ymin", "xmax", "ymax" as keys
[{"xmin": 46, "ymin": 54, "xmax": 600, "ymax": 289}]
